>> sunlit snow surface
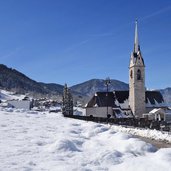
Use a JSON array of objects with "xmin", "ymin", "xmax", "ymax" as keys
[
  {"xmin": 1, "ymin": 108, "xmax": 171, "ymax": 171},
  {"xmin": 0, "ymin": 90, "xmax": 26, "ymax": 101}
]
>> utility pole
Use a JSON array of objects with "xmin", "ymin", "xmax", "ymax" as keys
[{"xmin": 105, "ymin": 77, "xmax": 111, "ymax": 119}]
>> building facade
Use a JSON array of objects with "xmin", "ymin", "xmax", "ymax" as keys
[
  {"xmin": 86, "ymin": 21, "xmax": 167, "ymax": 118},
  {"xmin": 129, "ymin": 21, "xmax": 146, "ymax": 117}
]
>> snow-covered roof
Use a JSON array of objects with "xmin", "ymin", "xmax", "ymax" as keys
[
  {"xmin": 86, "ymin": 90, "xmax": 166, "ymax": 109},
  {"xmin": 146, "ymin": 91, "xmax": 166, "ymax": 107},
  {"xmin": 86, "ymin": 92, "xmax": 118, "ymax": 108},
  {"xmin": 149, "ymin": 108, "xmax": 164, "ymax": 114}
]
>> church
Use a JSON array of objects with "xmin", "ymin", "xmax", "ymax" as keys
[{"xmin": 86, "ymin": 21, "xmax": 167, "ymax": 118}]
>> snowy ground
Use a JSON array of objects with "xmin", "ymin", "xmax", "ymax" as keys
[
  {"xmin": 1, "ymin": 108, "xmax": 171, "ymax": 171},
  {"xmin": 0, "ymin": 90, "xmax": 26, "ymax": 101},
  {"xmin": 111, "ymin": 125, "xmax": 171, "ymax": 143}
]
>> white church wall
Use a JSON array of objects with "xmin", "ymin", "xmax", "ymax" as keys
[{"xmin": 86, "ymin": 107, "xmax": 113, "ymax": 118}]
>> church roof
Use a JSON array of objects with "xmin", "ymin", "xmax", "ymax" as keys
[
  {"xmin": 146, "ymin": 91, "xmax": 164, "ymax": 104},
  {"xmin": 86, "ymin": 92, "xmax": 118, "ymax": 108},
  {"xmin": 130, "ymin": 21, "xmax": 145, "ymax": 66},
  {"xmin": 86, "ymin": 90, "xmax": 166, "ymax": 109},
  {"xmin": 114, "ymin": 91, "xmax": 129, "ymax": 103},
  {"xmin": 134, "ymin": 20, "xmax": 139, "ymax": 53}
]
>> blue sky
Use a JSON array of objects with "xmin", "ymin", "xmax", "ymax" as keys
[{"xmin": 0, "ymin": 0, "xmax": 171, "ymax": 89}]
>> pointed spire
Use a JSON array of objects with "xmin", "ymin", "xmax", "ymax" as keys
[{"xmin": 134, "ymin": 20, "xmax": 140, "ymax": 53}]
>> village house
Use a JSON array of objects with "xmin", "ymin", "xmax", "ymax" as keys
[{"xmin": 8, "ymin": 97, "xmax": 33, "ymax": 110}]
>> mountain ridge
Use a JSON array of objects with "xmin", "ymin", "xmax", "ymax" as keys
[
  {"xmin": 70, "ymin": 78, "xmax": 129, "ymax": 97},
  {"xmin": 0, "ymin": 64, "xmax": 170, "ymax": 105}
]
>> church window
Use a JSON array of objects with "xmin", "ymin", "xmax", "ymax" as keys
[
  {"xmin": 137, "ymin": 69, "xmax": 141, "ymax": 80},
  {"xmin": 130, "ymin": 70, "xmax": 133, "ymax": 78}
]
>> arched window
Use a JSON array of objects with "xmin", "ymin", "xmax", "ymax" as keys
[
  {"xmin": 137, "ymin": 69, "xmax": 141, "ymax": 80},
  {"xmin": 130, "ymin": 70, "xmax": 133, "ymax": 78}
]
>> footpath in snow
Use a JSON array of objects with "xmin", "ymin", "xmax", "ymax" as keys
[
  {"xmin": 111, "ymin": 125, "xmax": 171, "ymax": 144},
  {"xmin": 0, "ymin": 108, "xmax": 171, "ymax": 171}
]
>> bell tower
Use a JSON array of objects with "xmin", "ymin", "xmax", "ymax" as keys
[{"xmin": 129, "ymin": 21, "xmax": 146, "ymax": 117}]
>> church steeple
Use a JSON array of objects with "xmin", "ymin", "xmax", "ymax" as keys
[
  {"xmin": 134, "ymin": 20, "xmax": 140, "ymax": 53},
  {"xmin": 129, "ymin": 20, "xmax": 146, "ymax": 118},
  {"xmin": 130, "ymin": 20, "xmax": 144, "ymax": 67}
]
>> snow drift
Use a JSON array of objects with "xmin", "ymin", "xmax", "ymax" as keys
[{"xmin": 0, "ymin": 107, "xmax": 171, "ymax": 171}]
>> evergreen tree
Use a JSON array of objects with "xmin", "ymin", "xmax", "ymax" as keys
[{"xmin": 62, "ymin": 84, "xmax": 73, "ymax": 115}]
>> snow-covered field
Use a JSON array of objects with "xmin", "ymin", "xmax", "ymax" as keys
[
  {"xmin": 0, "ymin": 90, "xmax": 26, "ymax": 101},
  {"xmin": 1, "ymin": 108, "xmax": 171, "ymax": 171}
]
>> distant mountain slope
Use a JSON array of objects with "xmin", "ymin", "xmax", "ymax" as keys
[
  {"xmin": 71, "ymin": 79, "xmax": 129, "ymax": 97},
  {"xmin": 0, "ymin": 64, "xmax": 170, "ymax": 105},
  {"xmin": 0, "ymin": 64, "xmax": 63, "ymax": 97},
  {"xmin": 0, "ymin": 65, "xmax": 130, "ymax": 100},
  {"xmin": 39, "ymin": 83, "xmax": 64, "ymax": 95}
]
